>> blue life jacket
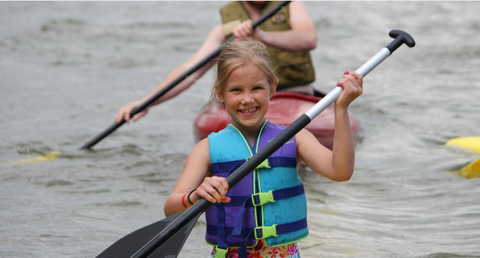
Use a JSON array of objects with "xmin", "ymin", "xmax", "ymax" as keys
[{"xmin": 206, "ymin": 120, "xmax": 308, "ymax": 258}]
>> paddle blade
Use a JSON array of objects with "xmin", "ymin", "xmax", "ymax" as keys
[
  {"xmin": 455, "ymin": 157, "xmax": 480, "ymax": 179},
  {"xmin": 446, "ymin": 137, "xmax": 480, "ymax": 153},
  {"xmin": 97, "ymin": 211, "xmax": 199, "ymax": 258},
  {"xmin": 5, "ymin": 151, "xmax": 61, "ymax": 164}
]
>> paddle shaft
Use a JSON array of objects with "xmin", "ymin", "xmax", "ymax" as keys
[
  {"xmin": 79, "ymin": 1, "xmax": 291, "ymax": 150},
  {"xmin": 130, "ymin": 29, "xmax": 416, "ymax": 258}
]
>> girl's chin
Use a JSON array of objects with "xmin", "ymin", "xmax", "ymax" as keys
[
  {"xmin": 240, "ymin": 113, "xmax": 256, "ymax": 118},
  {"xmin": 237, "ymin": 111, "xmax": 260, "ymax": 121},
  {"xmin": 231, "ymin": 117, "xmax": 265, "ymax": 128}
]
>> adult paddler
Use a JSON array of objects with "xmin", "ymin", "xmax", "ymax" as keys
[{"xmin": 115, "ymin": 1, "xmax": 318, "ymax": 124}]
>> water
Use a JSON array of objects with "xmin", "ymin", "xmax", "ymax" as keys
[{"xmin": 1, "ymin": 1, "xmax": 480, "ymax": 257}]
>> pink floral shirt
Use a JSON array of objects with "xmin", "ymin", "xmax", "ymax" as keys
[{"xmin": 211, "ymin": 240, "xmax": 300, "ymax": 258}]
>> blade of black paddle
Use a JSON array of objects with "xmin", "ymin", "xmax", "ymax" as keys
[{"xmin": 96, "ymin": 211, "xmax": 201, "ymax": 258}]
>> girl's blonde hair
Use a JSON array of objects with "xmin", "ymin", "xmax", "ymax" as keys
[{"xmin": 211, "ymin": 37, "xmax": 278, "ymax": 99}]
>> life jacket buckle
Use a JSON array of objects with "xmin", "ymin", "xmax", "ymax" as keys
[
  {"xmin": 246, "ymin": 157, "xmax": 271, "ymax": 169},
  {"xmin": 251, "ymin": 190, "xmax": 275, "ymax": 206},
  {"xmin": 214, "ymin": 246, "xmax": 228, "ymax": 258},
  {"xmin": 255, "ymin": 224, "xmax": 278, "ymax": 239}
]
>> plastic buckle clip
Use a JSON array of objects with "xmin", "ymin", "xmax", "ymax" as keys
[
  {"xmin": 254, "ymin": 225, "xmax": 278, "ymax": 239},
  {"xmin": 246, "ymin": 157, "xmax": 271, "ymax": 169},
  {"xmin": 214, "ymin": 246, "xmax": 228, "ymax": 258},
  {"xmin": 251, "ymin": 190, "xmax": 275, "ymax": 206}
]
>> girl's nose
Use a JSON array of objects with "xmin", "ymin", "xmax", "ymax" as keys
[{"xmin": 241, "ymin": 92, "xmax": 254, "ymax": 104}]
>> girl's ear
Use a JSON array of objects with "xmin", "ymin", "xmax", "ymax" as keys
[
  {"xmin": 214, "ymin": 83, "xmax": 224, "ymax": 102},
  {"xmin": 270, "ymin": 81, "xmax": 277, "ymax": 98},
  {"xmin": 216, "ymin": 92, "xmax": 224, "ymax": 103}
]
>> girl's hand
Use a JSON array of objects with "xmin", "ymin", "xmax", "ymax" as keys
[
  {"xmin": 193, "ymin": 176, "xmax": 231, "ymax": 204},
  {"xmin": 335, "ymin": 71, "xmax": 363, "ymax": 109}
]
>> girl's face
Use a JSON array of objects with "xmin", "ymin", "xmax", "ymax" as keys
[{"xmin": 217, "ymin": 63, "xmax": 276, "ymax": 134}]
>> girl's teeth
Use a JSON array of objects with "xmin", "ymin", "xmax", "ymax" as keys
[{"xmin": 243, "ymin": 108, "xmax": 256, "ymax": 114}]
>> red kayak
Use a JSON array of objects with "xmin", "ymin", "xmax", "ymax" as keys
[{"xmin": 193, "ymin": 92, "xmax": 360, "ymax": 150}]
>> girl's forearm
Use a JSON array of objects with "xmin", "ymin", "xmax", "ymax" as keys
[
  {"xmin": 164, "ymin": 192, "xmax": 189, "ymax": 217},
  {"xmin": 331, "ymin": 106, "xmax": 355, "ymax": 181}
]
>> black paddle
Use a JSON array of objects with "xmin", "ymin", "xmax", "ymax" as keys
[
  {"xmin": 79, "ymin": 1, "xmax": 291, "ymax": 150},
  {"xmin": 96, "ymin": 30, "xmax": 415, "ymax": 258}
]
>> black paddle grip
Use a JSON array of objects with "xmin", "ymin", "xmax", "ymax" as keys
[{"xmin": 386, "ymin": 30, "xmax": 416, "ymax": 53}]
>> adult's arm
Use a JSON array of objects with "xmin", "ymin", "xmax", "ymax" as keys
[{"xmin": 115, "ymin": 24, "xmax": 225, "ymax": 123}]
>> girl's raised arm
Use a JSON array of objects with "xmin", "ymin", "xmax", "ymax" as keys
[{"xmin": 297, "ymin": 72, "xmax": 362, "ymax": 181}]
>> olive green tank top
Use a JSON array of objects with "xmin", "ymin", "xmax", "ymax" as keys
[{"xmin": 220, "ymin": 1, "xmax": 315, "ymax": 88}]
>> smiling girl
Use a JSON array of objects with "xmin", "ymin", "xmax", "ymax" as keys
[{"xmin": 164, "ymin": 37, "xmax": 363, "ymax": 258}]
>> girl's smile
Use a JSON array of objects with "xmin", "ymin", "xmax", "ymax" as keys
[{"xmin": 239, "ymin": 107, "xmax": 258, "ymax": 116}]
